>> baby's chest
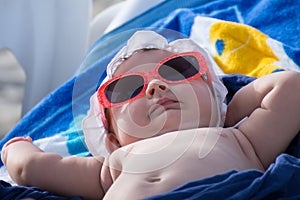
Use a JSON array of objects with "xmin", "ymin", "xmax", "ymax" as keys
[
  {"xmin": 115, "ymin": 128, "xmax": 261, "ymax": 171},
  {"xmin": 106, "ymin": 129, "xmax": 262, "ymax": 199}
]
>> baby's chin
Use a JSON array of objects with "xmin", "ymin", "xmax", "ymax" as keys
[
  {"xmin": 123, "ymin": 121, "xmax": 207, "ymax": 146},
  {"xmin": 154, "ymin": 120, "xmax": 205, "ymax": 136},
  {"xmin": 125, "ymin": 112, "xmax": 209, "ymax": 139}
]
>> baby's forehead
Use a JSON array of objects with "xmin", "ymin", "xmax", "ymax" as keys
[{"xmin": 113, "ymin": 49, "xmax": 173, "ymax": 76}]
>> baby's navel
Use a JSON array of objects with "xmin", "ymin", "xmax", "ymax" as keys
[{"xmin": 146, "ymin": 176, "xmax": 162, "ymax": 183}]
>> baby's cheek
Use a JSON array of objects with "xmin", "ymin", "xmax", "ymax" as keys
[
  {"xmin": 182, "ymin": 82, "xmax": 217, "ymax": 126},
  {"xmin": 118, "ymin": 101, "xmax": 151, "ymax": 126},
  {"xmin": 111, "ymin": 103, "xmax": 158, "ymax": 139},
  {"xmin": 174, "ymin": 84, "xmax": 197, "ymax": 100}
]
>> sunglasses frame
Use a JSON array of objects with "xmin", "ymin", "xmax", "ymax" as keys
[{"xmin": 97, "ymin": 51, "xmax": 210, "ymax": 109}]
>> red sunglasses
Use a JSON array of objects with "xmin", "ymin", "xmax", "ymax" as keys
[{"xmin": 97, "ymin": 51, "xmax": 210, "ymax": 109}]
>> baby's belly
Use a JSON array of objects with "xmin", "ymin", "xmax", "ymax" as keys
[{"xmin": 104, "ymin": 128, "xmax": 264, "ymax": 199}]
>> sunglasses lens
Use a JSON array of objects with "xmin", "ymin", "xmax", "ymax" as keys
[
  {"xmin": 158, "ymin": 55, "xmax": 200, "ymax": 81},
  {"xmin": 105, "ymin": 75, "xmax": 144, "ymax": 104}
]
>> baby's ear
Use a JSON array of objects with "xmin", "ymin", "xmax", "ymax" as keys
[{"xmin": 105, "ymin": 133, "xmax": 121, "ymax": 154}]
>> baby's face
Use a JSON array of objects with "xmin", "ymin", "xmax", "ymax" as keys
[{"xmin": 108, "ymin": 50, "xmax": 218, "ymax": 146}]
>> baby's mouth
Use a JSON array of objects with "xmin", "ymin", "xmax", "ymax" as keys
[{"xmin": 149, "ymin": 98, "xmax": 181, "ymax": 116}]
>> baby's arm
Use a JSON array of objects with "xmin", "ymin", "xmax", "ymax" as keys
[
  {"xmin": 1, "ymin": 137, "xmax": 109, "ymax": 199},
  {"xmin": 225, "ymin": 71, "xmax": 300, "ymax": 168}
]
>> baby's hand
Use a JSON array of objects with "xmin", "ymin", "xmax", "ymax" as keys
[
  {"xmin": 3, "ymin": 136, "xmax": 32, "ymax": 148},
  {"xmin": 1, "ymin": 136, "xmax": 33, "ymax": 164}
]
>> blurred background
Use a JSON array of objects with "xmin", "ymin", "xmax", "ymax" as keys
[
  {"xmin": 0, "ymin": 0, "xmax": 124, "ymax": 138},
  {"xmin": 0, "ymin": 49, "xmax": 24, "ymax": 139}
]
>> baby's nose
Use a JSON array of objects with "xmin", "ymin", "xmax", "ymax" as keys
[{"xmin": 146, "ymin": 79, "xmax": 169, "ymax": 98}]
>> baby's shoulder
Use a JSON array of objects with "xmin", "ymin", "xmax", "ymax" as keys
[{"xmin": 222, "ymin": 127, "xmax": 264, "ymax": 162}]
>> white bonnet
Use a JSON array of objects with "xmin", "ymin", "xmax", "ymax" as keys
[{"xmin": 82, "ymin": 30, "xmax": 228, "ymax": 156}]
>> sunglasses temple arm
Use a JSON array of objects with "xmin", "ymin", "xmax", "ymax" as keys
[{"xmin": 201, "ymin": 72, "xmax": 208, "ymax": 82}]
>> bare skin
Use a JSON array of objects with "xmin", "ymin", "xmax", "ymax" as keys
[{"xmin": 1, "ymin": 49, "xmax": 300, "ymax": 199}]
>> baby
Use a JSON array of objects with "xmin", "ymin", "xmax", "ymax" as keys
[{"xmin": 2, "ymin": 31, "xmax": 300, "ymax": 200}]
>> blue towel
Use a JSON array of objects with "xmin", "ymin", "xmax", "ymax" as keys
[
  {"xmin": 0, "ymin": 180, "xmax": 81, "ymax": 200},
  {"xmin": 146, "ymin": 154, "xmax": 300, "ymax": 200}
]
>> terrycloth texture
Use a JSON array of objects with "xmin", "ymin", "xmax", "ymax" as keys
[
  {"xmin": 0, "ymin": 180, "xmax": 81, "ymax": 200},
  {"xmin": 145, "ymin": 154, "xmax": 300, "ymax": 200},
  {"xmin": 190, "ymin": 16, "xmax": 299, "ymax": 76},
  {"xmin": 0, "ymin": 0, "xmax": 299, "ymax": 199}
]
